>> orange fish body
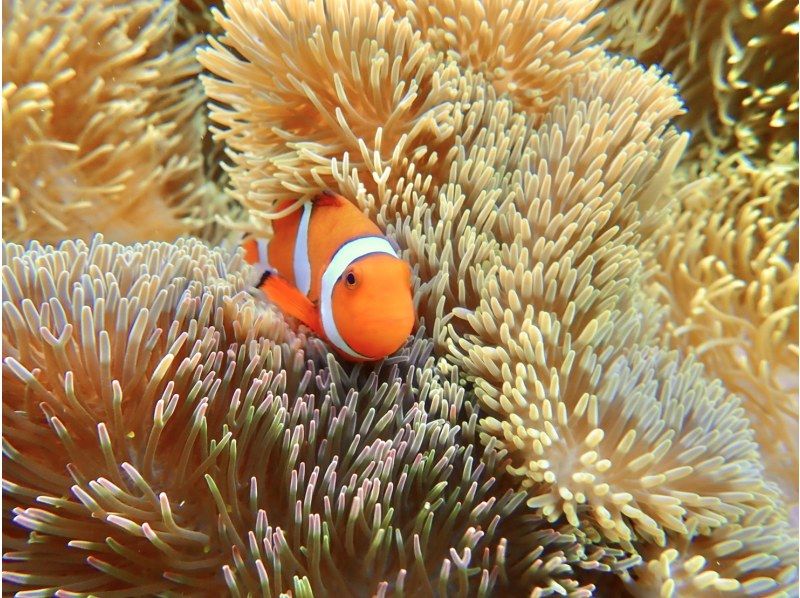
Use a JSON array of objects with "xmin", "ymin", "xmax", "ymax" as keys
[{"xmin": 243, "ymin": 191, "xmax": 415, "ymax": 361}]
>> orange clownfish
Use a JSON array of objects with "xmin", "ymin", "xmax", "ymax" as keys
[{"xmin": 242, "ymin": 191, "xmax": 415, "ymax": 361}]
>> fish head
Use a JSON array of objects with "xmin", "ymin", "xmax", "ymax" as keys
[{"xmin": 331, "ymin": 253, "xmax": 415, "ymax": 360}]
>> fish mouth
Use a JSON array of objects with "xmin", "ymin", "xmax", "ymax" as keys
[{"xmin": 350, "ymin": 316, "xmax": 414, "ymax": 359}]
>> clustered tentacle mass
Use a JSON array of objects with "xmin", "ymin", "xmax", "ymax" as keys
[
  {"xmin": 4, "ymin": 237, "xmax": 608, "ymax": 595},
  {"xmin": 3, "ymin": 0, "xmax": 797, "ymax": 595}
]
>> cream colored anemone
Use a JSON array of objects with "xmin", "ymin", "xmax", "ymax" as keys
[
  {"xmin": 197, "ymin": 0, "xmax": 797, "ymax": 592},
  {"xmin": 2, "ymin": 0, "xmax": 222, "ymax": 244},
  {"xmin": 387, "ymin": 0, "xmax": 605, "ymax": 118},
  {"xmin": 484, "ymin": 345, "xmax": 771, "ymax": 544},
  {"xmin": 655, "ymin": 146, "xmax": 799, "ymax": 503},
  {"xmin": 336, "ymin": 53, "xmax": 688, "ymax": 350},
  {"xmin": 622, "ymin": 506, "xmax": 798, "ymax": 596},
  {"xmin": 421, "ymin": 54, "xmax": 735, "ymax": 548},
  {"xmin": 198, "ymin": 0, "xmax": 621, "ymax": 228},
  {"xmin": 4, "ymin": 236, "xmax": 564, "ymax": 595},
  {"xmin": 595, "ymin": 0, "xmax": 799, "ymax": 518},
  {"xmin": 199, "ymin": 0, "xmax": 462, "ymax": 225},
  {"xmin": 595, "ymin": 0, "xmax": 799, "ymax": 158}
]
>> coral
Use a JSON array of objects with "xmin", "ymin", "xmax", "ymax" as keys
[
  {"xmin": 2, "ymin": 236, "xmax": 630, "ymax": 595},
  {"xmin": 2, "ymin": 0, "xmax": 226, "ymax": 244}
]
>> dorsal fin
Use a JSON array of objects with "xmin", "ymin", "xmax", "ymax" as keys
[{"xmin": 313, "ymin": 190, "xmax": 344, "ymax": 208}]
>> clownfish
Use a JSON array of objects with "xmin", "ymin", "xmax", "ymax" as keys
[{"xmin": 242, "ymin": 191, "xmax": 415, "ymax": 361}]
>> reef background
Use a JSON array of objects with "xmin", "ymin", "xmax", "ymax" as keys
[{"xmin": 2, "ymin": 0, "xmax": 798, "ymax": 596}]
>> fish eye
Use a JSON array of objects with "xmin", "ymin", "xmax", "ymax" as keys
[{"xmin": 344, "ymin": 270, "xmax": 357, "ymax": 288}]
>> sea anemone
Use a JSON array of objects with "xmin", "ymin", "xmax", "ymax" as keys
[
  {"xmin": 622, "ymin": 505, "xmax": 798, "ymax": 596},
  {"xmin": 198, "ymin": 0, "xmax": 797, "ymax": 591},
  {"xmin": 3, "ymin": 236, "xmax": 631, "ymax": 595},
  {"xmin": 655, "ymin": 145, "xmax": 799, "ymax": 506},
  {"xmin": 595, "ymin": 0, "xmax": 799, "ymax": 159},
  {"xmin": 2, "ymin": 0, "xmax": 224, "ymax": 244},
  {"xmin": 593, "ymin": 0, "xmax": 799, "ymax": 508},
  {"xmin": 4, "ymin": 0, "xmax": 798, "ymax": 594},
  {"xmin": 198, "ymin": 0, "xmax": 463, "ymax": 225},
  {"xmin": 386, "ymin": 0, "xmax": 606, "ymax": 118}
]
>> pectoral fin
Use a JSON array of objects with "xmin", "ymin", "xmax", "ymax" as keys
[{"xmin": 256, "ymin": 270, "xmax": 321, "ymax": 334}]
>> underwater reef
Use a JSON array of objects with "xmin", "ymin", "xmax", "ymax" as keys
[{"xmin": 2, "ymin": 0, "xmax": 797, "ymax": 596}]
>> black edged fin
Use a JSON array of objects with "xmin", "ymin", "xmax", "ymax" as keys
[
  {"xmin": 313, "ymin": 190, "xmax": 342, "ymax": 207},
  {"xmin": 255, "ymin": 269, "xmax": 272, "ymax": 289}
]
